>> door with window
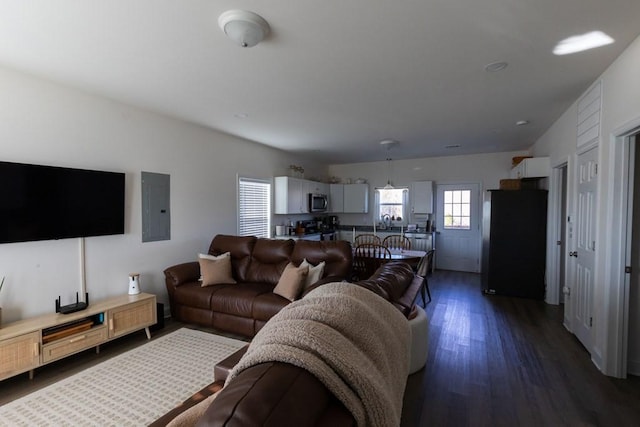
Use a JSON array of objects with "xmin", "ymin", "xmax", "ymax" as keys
[{"xmin": 435, "ymin": 183, "xmax": 481, "ymax": 272}]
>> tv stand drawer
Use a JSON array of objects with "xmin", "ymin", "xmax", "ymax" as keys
[{"xmin": 41, "ymin": 325, "xmax": 107, "ymax": 363}]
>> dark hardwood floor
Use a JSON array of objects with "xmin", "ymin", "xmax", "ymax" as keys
[
  {"xmin": 402, "ymin": 270, "xmax": 640, "ymax": 427},
  {"xmin": 2, "ymin": 271, "xmax": 640, "ymax": 427}
]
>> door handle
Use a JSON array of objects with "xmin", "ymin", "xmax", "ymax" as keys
[{"xmin": 569, "ymin": 251, "xmax": 578, "ymax": 258}]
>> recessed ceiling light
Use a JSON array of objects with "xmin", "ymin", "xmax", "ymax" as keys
[
  {"xmin": 553, "ymin": 31, "xmax": 614, "ymax": 55},
  {"xmin": 516, "ymin": 120, "xmax": 529, "ymax": 126},
  {"xmin": 484, "ymin": 61, "xmax": 508, "ymax": 72}
]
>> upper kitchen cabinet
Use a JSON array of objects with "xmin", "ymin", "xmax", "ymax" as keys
[
  {"xmin": 510, "ymin": 157, "xmax": 550, "ymax": 179},
  {"xmin": 274, "ymin": 177, "xmax": 330, "ymax": 214},
  {"xmin": 343, "ymin": 183, "xmax": 369, "ymax": 213},
  {"xmin": 329, "ymin": 184, "xmax": 344, "ymax": 212},
  {"xmin": 274, "ymin": 176, "xmax": 306, "ymax": 214},
  {"xmin": 306, "ymin": 180, "xmax": 329, "ymax": 195},
  {"xmin": 410, "ymin": 180, "xmax": 434, "ymax": 214}
]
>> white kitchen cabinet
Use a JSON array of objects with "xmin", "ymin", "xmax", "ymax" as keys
[
  {"xmin": 275, "ymin": 177, "xmax": 330, "ymax": 214},
  {"xmin": 306, "ymin": 181, "xmax": 329, "ymax": 195},
  {"xmin": 510, "ymin": 157, "xmax": 550, "ymax": 179},
  {"xmin": 274, "ymin": 176, "xmax": 306, "ymax": 214},
  {"xmin": 329, "ymin": 184, "xmax": 344, "ymax": 212},
  {"xmin": 410, "ymin": 181, "xmax": 434, "ymax": 214},
  {"xmin": 343, "ymin": 183, "xmax": 369, "ymax": 213}
]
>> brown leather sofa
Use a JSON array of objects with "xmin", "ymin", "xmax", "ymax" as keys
[
  {"xmin": 164, "ymin": 234, "xmax": 353, "ymax": 337},
  {"xmin": 154, "ymin": 261, "xmax": 424, "ymax": 426}
]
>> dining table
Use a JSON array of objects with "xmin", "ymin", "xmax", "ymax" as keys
[{"xmin": 352, "ymin": 247, "xmax": 426, "ymax": 267}]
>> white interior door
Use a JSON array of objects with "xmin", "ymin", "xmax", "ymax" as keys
[
  {"xmin": 435, "ymin": 183, "xmax": 481, "ymax": 272},
  {"xmin": 573, "ymin": 147, "xmax": 598, "ymax": 350}
]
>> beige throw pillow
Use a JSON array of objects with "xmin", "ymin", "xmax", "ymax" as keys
[
  {"xmin": 199, "ymin": 252, "xmax": 236, "ymax": 287},
  {"xmin": 300, "ymin": 258, "xmax": 326, "ymax": 289},
  {"xmin": 273, "ymin": 262, "xmax": 309, "ymax": 301}
]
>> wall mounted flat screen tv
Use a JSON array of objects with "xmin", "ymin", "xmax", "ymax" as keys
[{"xmin": 0, "ymin": 161, "xmax": 125, "ymax": 244}]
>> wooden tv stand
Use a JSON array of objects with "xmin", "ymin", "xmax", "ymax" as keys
[{"xmin": 0, "ymin": 293, "xmax": 156, "ymax": 381}]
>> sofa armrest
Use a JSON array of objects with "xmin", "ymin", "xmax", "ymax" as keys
[
  {"xmin": 164, "ymin": 261, "xmax": 200, "ymax": 288},
  {"xmin": 198, "ymin": 362, "xmax": 355, "ymax": 426},
  {"xmin": 395, "ymin": 275, "xmax": 423, "ymax": 316}
]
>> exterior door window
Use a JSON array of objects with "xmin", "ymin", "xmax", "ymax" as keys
[{"xmin": 443, "ymin": 190, "xmax": 471, "ymax": 230}]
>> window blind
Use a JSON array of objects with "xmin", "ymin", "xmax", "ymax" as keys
[{"xmin": 238, "ymin": 177, "xmax": 271, "ymax": 238}]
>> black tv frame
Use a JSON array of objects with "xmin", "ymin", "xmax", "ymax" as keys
[{"xmin": 0, "ymin": 161, "xmax": 125, "ymax": 244}]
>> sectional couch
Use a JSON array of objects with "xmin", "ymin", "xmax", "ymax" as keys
[{"xmin": 154, "ymin": 260, "xmax": 426, "ymax": 426}]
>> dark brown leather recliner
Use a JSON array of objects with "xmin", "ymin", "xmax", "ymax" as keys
[{"xmin": 164, "ymin": 235, "xmax": 353, "ymax": 337}]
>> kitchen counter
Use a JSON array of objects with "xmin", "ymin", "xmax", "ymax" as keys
[
  {"xmin": 272, "ymin": 231, "xmax": 336, "ymax": 241},
  {"xmin": 337, "ymin": 225, "xmax": 435, "ymax": 234}
]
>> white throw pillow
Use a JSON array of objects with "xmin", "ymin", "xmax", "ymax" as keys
[{"xmin": 300, "ymin": 258, "xmax": 326, "ymax": 289}]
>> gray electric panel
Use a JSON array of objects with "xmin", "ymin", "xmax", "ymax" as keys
[{"xmin": 141, "ymin": 171, "xmax": 170, "ymax": 242}]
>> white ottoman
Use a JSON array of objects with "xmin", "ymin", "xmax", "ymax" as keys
[{"xmin": 408, "ymin": 304, "xmax": 429, "ymax": 374}]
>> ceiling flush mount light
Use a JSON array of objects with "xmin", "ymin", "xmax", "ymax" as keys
[
  {"xmin": 218, "ymin": 10, "xmax": 270, "ymax": 48},
  {"xmin": 484, "ymin": 61, "xmax": 508, "ymax": 72},
  {"xmin": 380, "ymin": 139, "xmax": 398, "ymax": 149},
  {"xmin": 553, "ymin": 31, "xmax": 614, "ymax": 55}
]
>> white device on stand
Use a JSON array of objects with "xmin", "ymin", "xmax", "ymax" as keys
[{"xmin": 128, "ymin": 273, "xmax": 141, "ymax": 295}]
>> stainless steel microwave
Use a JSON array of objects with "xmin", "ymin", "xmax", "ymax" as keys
[{"xmin": 308, "ymin": 193, "xmax": 328, "ymax": 212}]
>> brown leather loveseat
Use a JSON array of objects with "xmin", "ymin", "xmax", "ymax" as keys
[{"xmin": 164, "ymin": 234, "xmax": 352, "ymax": 337}]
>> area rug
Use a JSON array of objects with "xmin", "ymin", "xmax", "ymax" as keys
[{"xmin": 0, "ymin": 328, "xmax": 247, "ymax": 426}]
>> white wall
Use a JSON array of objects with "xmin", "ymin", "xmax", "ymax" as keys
[
  {"xmin": 329, "ymin": 151, "xmax": 528, "ymax": 225},
  {"xmin": 530, "ymin": 35, "xmax": 640, "ymax": 376},
  {"xmin": 0, "ymin": 66, "xmax": 326, "ymax": 322}
]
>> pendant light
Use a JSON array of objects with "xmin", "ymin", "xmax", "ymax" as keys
[
  {"xmin": 384, "ymin": 157, "xmax": 394, "ymax": 189},
  {"xmin": 379, "ymin": 139, "xmax": 398, "ymax": 189}
]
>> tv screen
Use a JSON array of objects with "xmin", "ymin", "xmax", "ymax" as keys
[{"xmin": 0, "ymin": 161, "xmax": 125, "ymax": 244}]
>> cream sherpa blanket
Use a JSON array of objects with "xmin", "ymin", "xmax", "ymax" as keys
[{"xmin": 225, "ymin": 282, "xmax": 411, "ymax": 427}]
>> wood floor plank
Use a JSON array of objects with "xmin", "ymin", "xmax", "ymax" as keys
[{"xmin": 402, "ymin": 270, "xmax": 640, "ymax": 427}]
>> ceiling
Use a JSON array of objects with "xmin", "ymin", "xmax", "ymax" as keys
[{"xmin": 0, "ymin": 1, "xmax": 639, "ymax": 164}]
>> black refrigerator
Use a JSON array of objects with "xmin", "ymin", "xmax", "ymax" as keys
[{"xmin": 481, "ymin": 189, "xmax": 547, "ymax": 299}]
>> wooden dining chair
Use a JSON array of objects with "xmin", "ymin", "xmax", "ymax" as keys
[
  {"xmin": 353, "ymin": 243, "xmax": 391, "ymax": 281},
  {"xmin": 382, "ymin": 234, "xmax": 412, "ymax": 251},
  {"xmin": 415, "ymin": 249, "xmax": 435, "ymax": 304},
  {"xmin": 354, "ymin": 234, "xmax": 381, "ymax": 246}
]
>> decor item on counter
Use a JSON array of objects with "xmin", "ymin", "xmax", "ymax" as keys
[
  {"xmin": 128, "ymin": 273, "xmax": 141, "ymax": 295},
  {"xmin": 218, "ymin": 10, "xmax": 270, "ymax": 48},
  {"xmin": 354, "ymin": 178, "xmax": 366, "ymax": 184},
  {"xmin": 275, "ymin": 225, "xmax": 286, "ymax": 236}
]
